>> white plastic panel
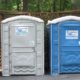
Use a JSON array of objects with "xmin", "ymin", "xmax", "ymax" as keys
[
  {"xmin": 10, "ymin": 23, "xmax": 36, "ymax": 47},
  {"xmin": 11, "ymin": 52, "xmax": 36, "ymax": 74},
  {"xmin": 9, "ymin": 22, "xmax": 36, "ymax": 75},
  {"xmin": 1, "ymin": 16, "xmax": 44, "ymax": 76}
]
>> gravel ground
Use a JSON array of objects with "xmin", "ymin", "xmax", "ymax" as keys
[{"xmin": 1, "ymin": 74, "xmax": 80, "ymax": 80}]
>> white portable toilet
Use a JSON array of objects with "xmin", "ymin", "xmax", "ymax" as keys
[{"xmin": 1, "ymin": 15, "xmax": 44, "ymax": 76}]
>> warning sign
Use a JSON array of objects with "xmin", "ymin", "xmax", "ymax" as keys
[
  {"xmin": 15, "ymin": 27, "xmax": 28, "ymax": 36},
  {"xmin": 66, "ymin": 30, "xmax": 78, "ymax": 39}
]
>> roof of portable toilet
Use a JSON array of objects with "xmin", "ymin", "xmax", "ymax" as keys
[
  {"xmin": 48, "ymin": 15, "xmax": 80, "ymax": 25},
  {"xmin": 2, "ymin": 15, "xmax": 44, "ymax": 23}
]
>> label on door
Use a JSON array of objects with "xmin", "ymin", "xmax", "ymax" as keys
[
  {"xmin": 66, "ymin": 30, "xmax": 78, "ymax": 39},
  {"xmin": 15, "ymin": 27, "xmax": 28, "ymax": 36}
]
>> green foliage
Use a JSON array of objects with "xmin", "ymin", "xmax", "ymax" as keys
[
  {"xmin": 64, "ymin": 0, "xmax": 72, "ymax": 10},
  {"xmin": 27, "ymin": 0, "xmax": 38, "ymax": 12},
  {"xmin": 27, "ymin": 0, "xmax": 52, "ymax": 12},
  {"xmin": 0, "ymin": 0, "xmax": 72, "ymax": 12},
  {"xmin": 0, "ymin": 1, "xmax": 13, "ymax": 10},
  {"xmin": 39, "ymin": 0, "xmax": 52, "ymax": 12},
  {"xmin": 0, "ymin": 0, "xmax": 21, "ymax": 10},
  {"xmin": 73, "ymin": 0, "xmax": 80, "ymax": 8}
]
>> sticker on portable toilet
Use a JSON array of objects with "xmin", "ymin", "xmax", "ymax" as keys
[
  {"xmin": 66, "ymin": 30, "xmax": 78, "ymax": 39},
  {"xmin": 15, "ymin": 27, "xmax": 28, "ymax": 36},
  {"xmin": 79, "ymin": 41, "xmax": 80, "ymax": 45}
]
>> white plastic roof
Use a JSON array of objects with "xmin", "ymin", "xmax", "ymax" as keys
[
  {"xmin": 2, "ymin": 15, "xmax": 44, "ymax": 23},
  {"xmin": 48, "ymin": 15, "xmax": 80, "ymax": 25}
]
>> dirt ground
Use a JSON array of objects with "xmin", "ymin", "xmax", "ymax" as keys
[{"xmin": 1, "ymin": 74, "xmax": 80, "ymax": 80}]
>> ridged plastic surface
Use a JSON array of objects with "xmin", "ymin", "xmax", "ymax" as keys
[
  {"xmin": 1, "ymin": 16, "xmax": 44, "ymax": 76},
  {"xmin": 49, "ymin": 20, "xmax": 80, "ymax": 75}
]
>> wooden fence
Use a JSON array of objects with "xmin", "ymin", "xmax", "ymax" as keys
[{"xmin": 1, "ymin": 10, "xmax": 80, "ymax": 22}]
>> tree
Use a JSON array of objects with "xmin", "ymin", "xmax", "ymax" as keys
[
  {"xmin": 0, "ymin": 0, "xmax": 72, "ymax": 12},
  {"xmin": 0, "ymin": 0, "xmax": 13, "ymax": 10},
  {"xmin": 37, "ymin": 0, "xmax": 40, "ymax": 12},
  {"xmin": 52, "ymin": 0, "xmax": 56, "ymax": 12},
  {"xmin": 16, "ymin": 0, "xmax": 20, "ymax": 11},
  {"xmin": 71, "ymin": 0, "xmax": 80, "ymax": 9},
  {"xmin": 64, "ymin": 0, "xmax": 72, "ymax": 10},
  {"xmin": 38, "ymin": 0, "xmax": 52, "ymax": 12},
  {"xmin": 23, "ymin": 0, "xmax": 28, "ymax": 11}
]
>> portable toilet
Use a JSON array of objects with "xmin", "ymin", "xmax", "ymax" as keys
[
  {"xmin": 48, "ymin": 16, "xmax": 80, "ymax": 75},
  {"xmin": 1, "ymin": 15, "xmax": 44, "ymax": 76}
]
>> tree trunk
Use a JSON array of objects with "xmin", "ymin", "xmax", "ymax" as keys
[
  {"xmin": 60, "ymin": 0, "xmax": 64, "ymax": 11},
  {"xmin": 37, "ymin": 0, "xmax": 40, "ymax": 12},
  {"xmin": 23, "ymin": 0, "xmax": 28, "ymax": 11},
  {"xmin": 16, "ymin": 0, "xmax": 20, "ymax": 11},
  {"xmin": 52, "ymin": 0, "xmax": 56, "ymax": 12},
  {"xmin": 5, "ymin": 0, "xmax": 8, "ymax": 10}
]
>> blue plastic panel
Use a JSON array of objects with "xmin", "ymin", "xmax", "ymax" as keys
[
  {"xmin": 50, "ymin": 24, "xmax": 58, "ymax": 75},
  {"xmin": 59, "ymin": 21, "xmax": 80, "ymax": 73},
  {"xmin": 50, "ymin": 20, "xmax": 80, "ymax": 75}
]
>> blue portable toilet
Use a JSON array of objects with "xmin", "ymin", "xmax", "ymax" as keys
[{"xmin": 48, "ymin": 16, "xmax": 80, "ymax": 75}]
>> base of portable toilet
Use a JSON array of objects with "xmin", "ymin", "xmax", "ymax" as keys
[
  {"xmin": 48, "ymin": 16, "xmax": 80, "ymax": 75},
  {"xmin": 1, "ymin": 15, "xmax": 44, "ymax": 76}
]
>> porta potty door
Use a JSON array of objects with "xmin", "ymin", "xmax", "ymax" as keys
[
  {"xmin": 60, "ymin": 21, "xmax": 80, "ymax": 73},
  {"xmin": 10, "ymin": 23, "xmax": 36, "ymax": 75}
]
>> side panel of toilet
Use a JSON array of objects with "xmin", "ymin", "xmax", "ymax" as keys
[
  {"xmin": 48, "ymin": 24, "xmax": 59, "ymax": 75},
  {"xmin": 1, "ymin": 23, "xmax": 10, "ymax": 76}
]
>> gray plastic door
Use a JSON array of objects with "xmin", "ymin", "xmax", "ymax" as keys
[{"xmin": 9, "ymin": 23, "xmax": 36, "ymax": 75}]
